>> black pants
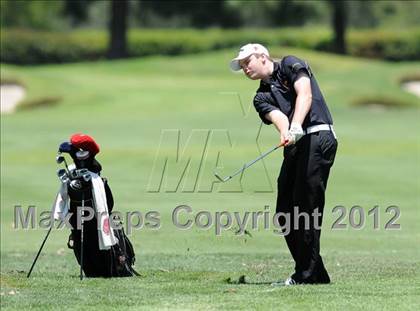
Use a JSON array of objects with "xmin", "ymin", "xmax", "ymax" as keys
[{"xmin": 276, "ymin": 130, "xmax": 337, "ymax": 284}]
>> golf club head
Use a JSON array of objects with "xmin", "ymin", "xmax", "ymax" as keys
[
  {"xmin": 73, "ymin": 168, "xmax": 91, "ymax": 182},
  {"xmin": 57, "ymin": 168, "xmax": 66, "ymax": 177},
  {"xmin": 56, "ymin": 155, "xmax": 65, "ymax": 164},
  {"xmin": 70, "ymin": 179, "xmax": 82, "ymax": 190},
  {"xmin": 82, "ymin": 173, "xmax": 92, "ymax": 182},
  {"xmin": 58, "ymin": 142, "xmax": 73, "ymax": 154},
  {"xmin": 78, "ymin": 168, "xmax": 88, "ymax": 175},
  {"xmin": 214, "ymin": 172, "xmax": 230, "ymax": 183},
  {"xmin": 57, "ymin": 169, "xmax": 69, "ymax": 183}
]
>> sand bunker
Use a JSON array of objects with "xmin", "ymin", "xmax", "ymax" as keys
[
  {"xmin": 1, "ymin": 84, "xmax": 26, "ymax": 114},
  {"xmin": 402, "ymin": 81, "xmax": 420, "ymax": 98}
]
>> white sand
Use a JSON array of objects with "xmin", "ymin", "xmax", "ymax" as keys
[
  {"xmin": 1, "ymin": 84, "xmax": 26, "ymax": 114},
  {"xmin": 402, "ymin": 81, "xmax": 420, "ymax": 98}
]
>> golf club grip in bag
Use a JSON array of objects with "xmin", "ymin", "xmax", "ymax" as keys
[{"xmin": 67, "ymin": 177, "xmax": 139, "ymax": 277}]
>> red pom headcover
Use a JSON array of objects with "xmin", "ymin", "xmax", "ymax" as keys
[{"xmin": 70, "ymin": 133, "xmax": 100, "ymax": 156}]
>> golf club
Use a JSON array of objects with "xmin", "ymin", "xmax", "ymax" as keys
[
  {"xmin": 82, "ymin": 173, "xmax": 92, "ymax": 182},
  {"xmin": 57, "ymin": 168, "xmax": 70, "ymax": 184},
  {"xmin": 214, "ymin": 143, "xmax": 286, "ymax": 183},
  {"xmin": 56, "ymin": 155, "xmax": 70, "ymax": 175},
  {"xmin": 58, "ymin": 141, "xmax": 74, "ymax": 154},
  {"xmin": 70, "ymin": 179, "xmax": 82, "ymax": 190}
]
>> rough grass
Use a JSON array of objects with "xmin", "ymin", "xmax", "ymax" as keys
[{"xmin": 1, "ymin": 48, "xmax": 420, "ymax": 310}]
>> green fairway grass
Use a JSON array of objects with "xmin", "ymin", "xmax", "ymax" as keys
[{"xmin": 1, "ymin": 47, "xmax": 420, "ymax": 310}]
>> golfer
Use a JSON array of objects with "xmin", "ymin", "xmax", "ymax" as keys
[{"xmin": 230, "ymin": 44, "xmax": 338, "ymax": 285}]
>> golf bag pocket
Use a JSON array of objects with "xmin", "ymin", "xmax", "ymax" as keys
[{"xmin": 110, "ymin": 228, "xmax": 139, "ymax": 277}]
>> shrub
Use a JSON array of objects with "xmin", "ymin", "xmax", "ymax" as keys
[
  {"xmin": 346, "ymin": 29, "xmax": 420, "ymax": 61},
  {"xmin": 1, "ymin": 27, "xmax": 419, "ymax": 64},
  {"xmin": 0, "ymin": 29, "xmax": 106, "ymax": 64}
]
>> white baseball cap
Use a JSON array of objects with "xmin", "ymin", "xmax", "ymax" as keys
[{"xmin": 229, "ymin": 43, "xmax": 270, "ymax": 71}]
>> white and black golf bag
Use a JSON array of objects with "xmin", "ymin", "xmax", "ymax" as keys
[{"xmin": 57, "ymin": 141, "xmax": 139, "ymax": 278}]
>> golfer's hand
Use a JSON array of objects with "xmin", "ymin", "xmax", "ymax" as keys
[
  {"xmin": 285, "ymin": 122, "xmax": 304, "ymax": 146},
  {"xmin": 279, "ymin": 133, "xmax": 289, "ymax": 147}
]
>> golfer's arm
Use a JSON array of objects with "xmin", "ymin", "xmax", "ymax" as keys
[
  {"xmin": 265, "ymin": 110, "xmax": 289, "ymax": 135},
  {"xmin": 291, "ymin": 74, "xmax": 312, "ymax": 125}
]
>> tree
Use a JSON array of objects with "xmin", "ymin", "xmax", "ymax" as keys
[
  {"xmin": 1, "ymin": 0, "xmax": 64, "ymax": 30},
  {"xmin": 107, "ymin": 0, "xmax": 128, "ymax": 59},
  {"xmin": 329, "ymin": 0, "xmax": 347, "ymax": 54},
  {"xmin": 63, "ymin": 0, "xmax": 129, "ymax": 59},
  {"xmin": 63, "ymin": 0, "xmax": 91, "ymax": 25},
  {"xmin": 136, "ymin": 0, "xmax": 241, "ymax": 28},
  {"xmin": 270, "ymin": 0, "xmax": 318, "ymax": 27}
]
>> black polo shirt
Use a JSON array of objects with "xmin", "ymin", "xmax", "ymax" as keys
[{"xmin": 253, "ymin": 55, "xmax": 333, "ymax": 129}]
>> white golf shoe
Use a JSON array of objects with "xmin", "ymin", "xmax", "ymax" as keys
[
  {"xmin": 284, "ymin": 277, "xmax": 298, "ymax": 286},
  {"xmin": 271, "ymin": 277, "xmax": 299, "ymax": 286}
]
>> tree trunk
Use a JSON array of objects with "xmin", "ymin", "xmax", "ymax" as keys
[
  {"xmin": 107, "ymin": 0, "xmax": 128, "ymax": 59},
  {"xmin": 330, "ymin": 1, "xmax": 347, "ymax": 54}
]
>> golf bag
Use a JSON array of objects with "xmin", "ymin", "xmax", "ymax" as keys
[
  {"xmin": 66, "ymin": 176, "xmax": 138, "ymax": 277},
  {"xmin": 57, "ymin": 134, "xmax": 139, "ymax": 278}
]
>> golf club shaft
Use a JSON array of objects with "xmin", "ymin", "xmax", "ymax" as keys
[
  {"xmin": 80, "ymin": 195, "xmax": 84, "ymax": 281},
  {"xmin": 27, "ymin": 226, "xmax": 53, "ymax": 278},
  {"xmin": 227, "ymin": 145, "xmax": 280, "ymax": 179},
  {"xmin": 63, "ymin": 158, "xmax": 69, "ymax": 171}
]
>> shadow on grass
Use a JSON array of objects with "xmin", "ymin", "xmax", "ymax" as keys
[
  {"xmin": 225, "ymin": 275, "xmax": 279, "ymax": 286},
  {"xmin": 399, "ymin": 73, "xmax": 420, "ymax": 84},
  {"xmin": 17, "ymin": 96, "xmax": 61, "ymax": 111},
  {"xmin": 351, "ymin": 96, "xmax": 414, "ymax": 109}
]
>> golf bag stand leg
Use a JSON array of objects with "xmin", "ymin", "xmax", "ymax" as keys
[
  {"xmin": 27, "ymin": 226, "xmax": 53, "ymax": 278},
  {"xmin": 80, "ymin": 194, "xmax": 85, "ymax": 280}
]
